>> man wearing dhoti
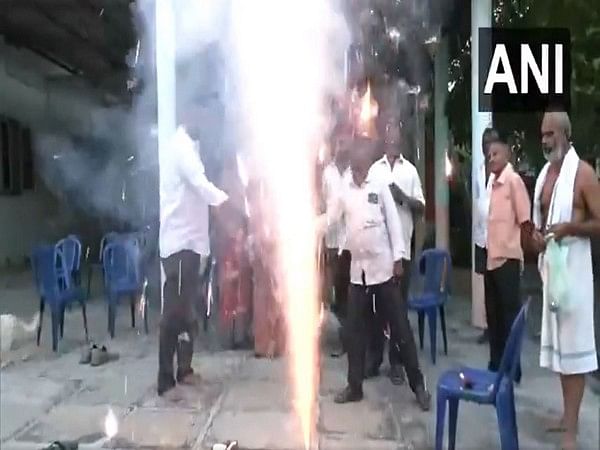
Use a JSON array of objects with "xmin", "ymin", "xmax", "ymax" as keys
[{"xmin": 531, "ymin": 111, "xmax": 600, "ymax": 450}]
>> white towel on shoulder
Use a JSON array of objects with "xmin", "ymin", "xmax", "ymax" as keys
[{"xmin": 533, "ymin": 147, "xmax": 597, "ymax": 374}]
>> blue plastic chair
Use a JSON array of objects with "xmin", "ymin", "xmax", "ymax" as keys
[
  {"xmin": 56, "ymin": 235, "xmax": 82, "ymax": 287},
  {"xmin": 102, "ymin": 240, "xmax": 144, "ymax": 338},
  {"xmin": 435, "ymin": 300, "xmax": 530, "ymax": 450},
  {"xmin": 31, "ymin": 245, "xmax": 88, "ymax": 352},
  {"xmin": 408, "ymin": 248, "xmax": 452, "ymax": 364}
]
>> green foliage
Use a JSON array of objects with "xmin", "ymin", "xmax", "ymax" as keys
[{"xmin": 446, "ymin": 0, "xmax": 600, "ymax": 166}]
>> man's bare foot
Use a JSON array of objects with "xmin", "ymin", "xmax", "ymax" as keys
[
  {"xmin": 546, "ymin": 417, "xmax": 567, "ymax": 432},
  {"xmin": 560, "ymin": 431, "xmax": 576, "ymax": 450}
]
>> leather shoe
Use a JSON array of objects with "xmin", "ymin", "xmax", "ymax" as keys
[
  {"xmin": 390, "ymin": 365, "xmax": 406, "ymax": 385},
  {"xmin": 415, "ymin": 385, "xmax": 431, "ymax": 411},
  {"xmin": 334, "ymin": 386, "xmax": 363, "ymax": 403}
]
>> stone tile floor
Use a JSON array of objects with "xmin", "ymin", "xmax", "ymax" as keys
[{"xmin": 1, "ymin": 277, "xmax": 599, "ymax": 449}]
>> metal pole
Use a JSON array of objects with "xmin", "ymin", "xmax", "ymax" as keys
[
  {"xmin": 434, "ymin": 35, "xmax": 449, "ymax": 250},
  {"xmin": 155, "ymin": 0, "xmax": 177, "ymax": 314},
  {"xmin": 471, "ymin": 0, "xmax": 492, "ymax": 329}
]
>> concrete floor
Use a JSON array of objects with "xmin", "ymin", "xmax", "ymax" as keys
[{"xmin": 1, "ymin": 269, "xmax": 599, "ymax": 449}]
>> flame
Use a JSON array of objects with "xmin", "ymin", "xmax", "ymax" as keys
[
  {"xmin": 445, "ymin": 151, "xmax": 453, "ymax": 178},
  {"xmin": 357, "ymin": 83, "xmax": 378, "ymax": 138},
  {"xmin": 318, "ymin": 142, "xmax": 327, "ymax": 164},
  {"xmin": 104, "ymin": 407, "xmax": 118, "ymax": 439}
]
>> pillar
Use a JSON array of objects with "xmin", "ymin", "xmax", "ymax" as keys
[
  {"xmin": 434, "ymin": 35, "xmax": 449, "ymax": 250},
  {"xmin": 471, "ymin": 0, "xmax": 492, "ymax": 329},
  {"xmin": 155, "ymin": 0, "xmax": 177, "ymax": 313}
]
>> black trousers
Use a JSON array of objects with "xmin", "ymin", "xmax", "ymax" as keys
[
  {"xmin": 347, "ymin": 278, "xmax": 423, "ymax": 393},
  {"xmin": 368, "ymin": 259, "xmax": 412, "ymax": 369},
  {"xmin": 484, "ymin": 259, "xmax": 521, "ymax": 374},
  {"xmin": 330, "ymin": 250, "xmax": 351, "ymax": 320},
  {"xmin": 158, "ymin": 250, "xmax": 201, "ymax": 392}
]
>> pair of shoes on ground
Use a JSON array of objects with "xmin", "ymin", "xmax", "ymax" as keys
[
  {"xmin": 79, "ymin": 343, "xmax": 119, "ymax": 366},
  {"xmin": 334, "ymin": 383, "xmax": 431, "ymax": 411}
]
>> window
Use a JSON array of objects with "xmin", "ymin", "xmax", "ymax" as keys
[{"xmin": 0, "ymin": 116, "xmax": 34, "ymax": 195}]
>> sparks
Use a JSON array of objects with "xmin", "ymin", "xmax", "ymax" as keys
[
  {"xmin": 357, "ymin": 83, "xmax": 378, "ymax": 138},
  {"xmin": 445, "ymin": 151, "xmax": 453, "ymax": 178},
  {"xmin": 229, "ymin": 1, "xmax": 343, "ymax": 447},
  {"xmin": 104, "ymin": 407, "xmax": 118, "ymax": 440}
]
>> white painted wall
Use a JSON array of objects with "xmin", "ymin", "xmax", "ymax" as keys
[{"xmin": 0, "ymin": 40, "xmax": 105, "ymax": 267}]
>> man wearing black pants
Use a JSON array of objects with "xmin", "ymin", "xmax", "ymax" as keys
[
  {"xmin": 321, "ymin": 140, "xmax": 430, "ymax": 410},
  {"xmin": 158, "ymin": 250, "xmax": 201, "ymax": 392},
  {"xmin": 158, "ymin": 103, "xmax": 228, "ymax": 397},
  {"xmin": 484, "ymin": 138, "xmax": 531, "ymax": 378},
  {"xmin": 367, "ymin": 120, "xmax": 425, "ymax": 385}
]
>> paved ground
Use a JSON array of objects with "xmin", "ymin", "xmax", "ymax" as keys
[{"xmin": 1, "ymin": 269, "xmax": 599, "ymax": 449}]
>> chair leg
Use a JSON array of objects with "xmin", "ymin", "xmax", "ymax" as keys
[
  {"xmin": 51, "ymin": 308, "xmax": 60, "ymax": 352},
  {"xmin": 143, "ymin": 299, "xmax": 149, "ymax": 335},
  {"xmin": 37, "ymin": 298, "xmax": 45, "ymax": 346},
  {"xmin": 81, "ymin": 302, "xmax": 89, "ymax": 342},
  {"xmin": 435, "ymin": 391, "xmax": 447, "ymax": 450},
  {"xmin": 417, "ymin": 311, "xmax": 425, "ymax": 350},
  {"xmin": 496, "ymin": 381, "xmax": 519, "ymax": 450},
  {"xmin": 130, "ymin": 295, "xmax": 136, "ymax": 328},
  {"xmin": 86, "ymin": 266, "xmax": 93, "ymax": 300},
  {"xmin": 108, "ymin": 301, "xmax": 116, "ymax": 339},
  {"xmin": 448, "ymin": 398, "xmax": 460, "ymax": 450},
  {"xmin": 59, "ymin": 306, "xmax": 65, "ymax": 339},
  {"xmin": 427, "ymin": 308, "xmax": 438, "ymax": 364},
  {"xmin": 440, "ymin": 305, "xmax": 448, "ymax": 355}
]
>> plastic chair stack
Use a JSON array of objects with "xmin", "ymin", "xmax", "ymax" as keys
[
  {"xmin": 435, "ymin": 300, "xmax": 530, "ymax": 450},
  {"xmin": 102, "ymin": 239, "xmax": 145, "ymax": 338},
  {"xmin": 408, "ymin": 248, "xmax": 452, "ymax": 364},
  {"xmin": 31, "ymin": 245, "xmax": 88, "ymax": 352}
]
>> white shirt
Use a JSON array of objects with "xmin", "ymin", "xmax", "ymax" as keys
[
  {"xmin": 159, "ymin": 126, "xmax": 228, "ymax": 258},
  {"xmin": 326, "ymin": 172, "xmax": 405, "ymax": 286},
  {"xmin": 322, "ymin": 163, "xmax": 350, "ymax": 249},
  {"xmin": 368, "ymin": 155, "xmax": 424, "ymax": 260}
]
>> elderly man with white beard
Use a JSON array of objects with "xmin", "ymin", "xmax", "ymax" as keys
[{"xmin": 530, "ymin": 111, "xmax": 600, "ymax": 450}]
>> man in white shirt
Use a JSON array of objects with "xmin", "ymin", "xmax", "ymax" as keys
[
  {"xmin": 158, "ymin": 103, "xmax": 228, "ymax": 397},
  {"xmin": 322, "ymin": 128, "xmax": 351, "ymax": 355},
  {"xmin": 323, "ymin": 138, "xmax": 430, "ymax": 410},
  {"xmin": 367, "ymin": 120, "xmax": 425, "ymax": 385}
]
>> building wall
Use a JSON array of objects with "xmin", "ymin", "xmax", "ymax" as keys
[{"xmin": 0, "ymin": 40, "xmax": 103, "ymax": 267}]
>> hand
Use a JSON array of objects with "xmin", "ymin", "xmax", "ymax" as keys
[
  {"xmin": 389, "ymin": 183, "xmax": 408, "ymax": 202},
  {"xmin": 393, "ymin": 260, "xmax": 404, "ymax": 280},
  {"xmin": 530, "ymin": 229, "xmax": 546, "ymax": 253},
  {"xmin": 547, "ymin": 223, "xmax": 572, "ymax": 241}
]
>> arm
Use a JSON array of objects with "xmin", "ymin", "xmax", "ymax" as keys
[
  {"xmin": 178, "ymin": 141, "xmax": 228, "ymax": 206},
  {"xmin": 381, "ymin": 183, "xmax": 406, "ymax": 262},
  {"xmin": 512, "ymin": 175, "xmax": 534, "ymax": 235},
  {"xmin": 565, "ymin": 165, "xmax": 600, "ymax": 237},
  {"xmin": 388, "ymin": 170, "xmax": 425, "ymax": 215}
]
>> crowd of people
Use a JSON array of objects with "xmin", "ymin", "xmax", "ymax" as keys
[{"xmin": 157, "ymin": 98, "xmax": 600, "ymax": 449}]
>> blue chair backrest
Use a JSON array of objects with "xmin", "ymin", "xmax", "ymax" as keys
[
  {"xmin": 103, "ymin": 241, "xmax": 141, "ymax": 288},
  {"xmin": 419, "ymin": 249, "xmax": 452, "ymax": 297},
  {"xmin": 56, "ymin": 235, "xmax": 82, "ymax": 273},
  {"xmin": 493, "ymin": 300, "xmax": 530, "ymax": 396},
  {"xmin": 31, "ymin": 245, "xmax": 71, "ymax": 299}
]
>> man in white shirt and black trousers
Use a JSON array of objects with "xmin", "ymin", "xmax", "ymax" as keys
[
  {"xmin": 323, "ymin": 137, "xmax": 431, "ymax": 410},
  {"xmin": 158, "ymin": 102, "xmax": 228, "ymax": 397},
  {"xmin": 367, "ymin": 119, "xmax": 425, "ymax": 385}
]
